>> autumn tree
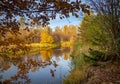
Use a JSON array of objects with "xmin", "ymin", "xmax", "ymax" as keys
[
  {"xmin": 40, "ymin": 28, "xmax": 53, "ymax": 44},
  {"xmin": 52, "ymin": 32, "xmax": 61, "ymax": 44},
  {"xmin": 25, "ymin": 29, "xmax": 40, "ymax": 43},
  {"xmin": 63, "ymin": 25, "xmax": 69, "ymax": 35},
  {"xmin": 55, "ymin": 26, "xmax": 63, "ymax": 33},
  {"xmin": 0, "ymin": 0, "xmax": 90, "ymax": 36},
  {"xmin": 69, "ymin": 25, "xmax": 77, "ymax": 37},
  {"xmin": 53, "ymin": 25, "xmax": 77, "ymax": 43}
]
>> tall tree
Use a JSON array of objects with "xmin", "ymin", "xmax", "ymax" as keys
[
  {"xmin": 78, "ymin": 12, "xmax": 109, "ymax": 48},
  {"xmin": 69, "ymin": 25, "xmax": 77, "ymax": 36},
  {"xmin": 40, "ymin": 28, "xmax": 53, "ymax": 44},
  {"xmin": 63, "ymin": 25, "xmax": 69, "ymax": 35},
  {"xmin": 90, "ymin": 0, "xmax": 120, "ymax": 56}
]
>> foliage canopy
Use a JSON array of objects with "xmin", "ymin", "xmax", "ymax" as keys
[{"xmin": 0, "ymin": 0, "xmax": 90, "ymax": 35}]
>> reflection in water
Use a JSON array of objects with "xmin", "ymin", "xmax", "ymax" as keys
[
  {"xmin": 40, "ymin": 49, "xmax": 53, "ymax": 61},
  {"xmin": 64, "ymin": 53, "xmax": 69, "ymax": 60},
  {"xmin": 0, "ymin": 48, "xmax": 73, "ymax": 84},
  {"xmin": 53, "ymin": 61, "xmax": 58, "ymax": 68},
  {"xmin": 50, "ymin": 69, "xmax": 56, "ymax": 77}
]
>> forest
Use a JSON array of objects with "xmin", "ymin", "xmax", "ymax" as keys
[
  {"xmin": 0, "ymin": 23, "xmax": 77, "ymax": 56},
  {"xmin": 0, "ymin": 0, "xmax": 120, "ymax": 84}
]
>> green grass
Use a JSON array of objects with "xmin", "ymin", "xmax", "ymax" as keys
[{"xmin": 64, "ymin": 54, "xmax": 90, "ymax": 84}]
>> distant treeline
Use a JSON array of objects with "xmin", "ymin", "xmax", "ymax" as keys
[{"xmin": 0, "ymin": 25, "xmax": 77, "ymax": 55}]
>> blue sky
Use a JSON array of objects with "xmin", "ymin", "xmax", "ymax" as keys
[
  {"xmin": 49, "ymin": 15, "xmax": 83, "ymax": 29},
  {"xmin": 49, "ymin": 0, "xmax": 88, "ymax": 29}
]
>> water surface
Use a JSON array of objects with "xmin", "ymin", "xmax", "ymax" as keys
[{"xmin": 0, "ymin": 48, "xmax": 73, "ymax": 84}]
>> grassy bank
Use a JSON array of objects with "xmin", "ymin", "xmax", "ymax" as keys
[
  {"xmin": 64, "ymin": 41, "xmax": 91, "ymax": 84},
  {"xmin": 64, "ymin": 41, "xmax": 120, "ymax": 84}
]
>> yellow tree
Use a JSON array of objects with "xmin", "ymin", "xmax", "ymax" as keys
[
  {"xmin": 40, "ymin": 28, "xmax": 53, "ymax": 44},
  {"xmin": 63, "ymin": 25, "xmax": 69, "ymax": 35},
  {"xmin": 69, "ymin": 25, "xmax": 77, "ymax": 36}
]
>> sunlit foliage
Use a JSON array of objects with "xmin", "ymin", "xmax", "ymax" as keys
[{"xmin": 40, "ymin": 28, "xmax": 54, "ymax": 44}]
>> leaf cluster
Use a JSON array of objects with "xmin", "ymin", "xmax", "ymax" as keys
[{"xmin": 0, "ymin": 0, "xmax": 90, "ymax": 35}]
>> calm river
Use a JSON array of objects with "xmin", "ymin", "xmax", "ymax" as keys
[{"xmin": 0, "ymin": 48, "xmax": 74, "ymax": 84}]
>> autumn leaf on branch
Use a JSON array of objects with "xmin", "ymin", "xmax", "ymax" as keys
[{"xmin": 0, "ymin": 0, "xmax": 90, "ymax": 35}]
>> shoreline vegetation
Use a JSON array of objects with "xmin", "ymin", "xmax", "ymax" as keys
[
  {"xmin": 0, "ymin": 41, "xmax": 74, "ymax": 57},
  {"xmin": 64, "ymin": 41, "xmax": 120, "ymax": 84},
  {"xmin": 0, "ymin": 25, "xmax": 76, "ymax": 57},
  {"xmin": 64, "ymin": 12, "xmax": 120, "ymax": 84}
]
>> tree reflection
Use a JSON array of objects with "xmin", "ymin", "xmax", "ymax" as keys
[
  {"xmin": 50, "ymin": 69, "xmax": 56, "ymax": 77},
  {"xmin": 53, "ymin": 49, "xmax": 63, "ymax": 57},
  {"xmin": 0, "ymin": 48, "xmax": 71, "ymax": 83},
  {"xmin": 64, "ymin": 53, "xmax": 69, "ymax": 60},
  {"xmin": 40, "ymin": 49, "xmax": 53, "ymax": 61},
  {"xmin": 2, "ymin": 65, "xmax": 10, "ymax": 71},
  {"xmin": 53, "ymin": 48, "xmax": 70, "ymax": 60},
  {"xmin": 53, "ymin": 61, "xmax": 58, "ymax": 68},
  {"xmin": 0, "ymin": 55, "xmax": 53, "ymax": 83}
]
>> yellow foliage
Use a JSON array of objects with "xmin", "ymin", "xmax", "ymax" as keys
[
  {"xmin": 40, "ymin": 29, "xmax": 53, "ymax": 44},
  {"xmin": 64, "ymin": 53, "xmax": 69, "ymax": 60},
  {"xmin": 70, "ymin": 36, "xmax": 75, "ymax": 45},
  {"xmin": 40, "ymin": 49, "xmax": 53, "ymax": 61},
  {"xmin": 61, "ymin": 37, "xmax": 75, "ymax": 48}
]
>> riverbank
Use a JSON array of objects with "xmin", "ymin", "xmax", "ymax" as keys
[
  {"xmin": 64, "ymin": 41, "xmax": 120, "ymax": 84},
  {"xmin": 65, "ymin": 58, "xmax": 120, "ymax": 84},
  {"xmin": 0, "ymin": 42, "xmax": 72, "ymax": 57},
  {"xmin": 0, "ymin": 43, "xmax": 58, "ymax": 57}
]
